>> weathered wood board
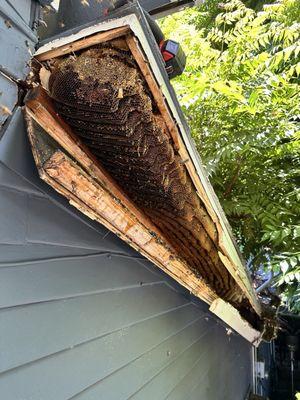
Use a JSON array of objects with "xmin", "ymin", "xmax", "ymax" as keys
[
  {"xmin": 25, "ymin": 25, "xmax": 267, "ymax": 338},
  {"xmin": 24, "ymin": 90, "xmax": 218, "ymax": 306}
]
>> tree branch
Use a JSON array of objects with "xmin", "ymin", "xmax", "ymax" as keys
[{"xmin": 223, "ymin": 157, "xmax": 244, "ymax": 198}]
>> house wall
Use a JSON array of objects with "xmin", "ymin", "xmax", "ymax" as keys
[
  {"xmin": 41, "ymin": 0, "xmax": 194, "ymax": 36},
  {"xmin": 0, "ymin": 1, "xmax": 252, "ymax": 399}
]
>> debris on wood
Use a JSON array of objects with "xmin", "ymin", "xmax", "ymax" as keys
[
  {"xmin": 25, "ymin": 26, "xmax": 278, "ymax": 339},
  {"xmin": 39, "ymin": 67, "xmax": 51, "ymax": 91},
  {"xmin": 45, "ymin": 39, "xmax": 250, "ymax": 313},
  {"xmin": 24, "ymin": 101, "xmax": 218, "ymax": 307}
]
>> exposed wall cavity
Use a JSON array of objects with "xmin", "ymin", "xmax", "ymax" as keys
[{"xmin": 47, "ymin": 43, "xmax": 253, "ymax": 316}]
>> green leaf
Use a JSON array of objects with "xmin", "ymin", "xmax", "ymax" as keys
[
  {"xmin": 160, "ymin": 0, "xmax": 300, "ymax": 313},
  {"xmin": 281, "ymin": 260, "xmax": 290, "ymax": 274}
]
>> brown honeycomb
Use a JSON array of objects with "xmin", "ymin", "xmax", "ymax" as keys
[{"xmin": 48, "ymin": 45, "xmax": 248, "ymax": 309}]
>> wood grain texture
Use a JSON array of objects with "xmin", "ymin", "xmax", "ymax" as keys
[
  {"xmin": 125, "ymin": 34, "xmax": 260, "ymax": 314},
  {"xmin": 0, "ymin": 8, "xmax": 253, "ymax": 400},
  {"xmin": 26, "ymin": 27, "xmax": 261, "ymax": 323},
  {"xmin": 32, "ymin": 20, "xmax": 261, "ymax": 318},
  {"xmin": 36, "ymin": 26, "xmax": 130, "ymax": 61},
  {"xmin": 25, "ymin": 106, "xmax": 217, "ymax": 305},
  {"xmin": 45, "ymin": 43, "xmax": 255, "ymax": 313},
  {"xmin": 45, "ymin": 150, "xmax": 218, "ymax": 304}
]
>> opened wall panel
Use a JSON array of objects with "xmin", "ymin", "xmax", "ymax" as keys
[{"xmin": 0, "ymin": 2, "xmax": 253, "ymax": 400}]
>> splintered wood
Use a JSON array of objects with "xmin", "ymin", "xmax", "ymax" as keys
[
  {"xmin": 26, "ymin": 26, "xmax": 263, "ymax": 330},
  {"xmin": 25, "ymin": 88, "xmax": 217, "ymax": 305}
]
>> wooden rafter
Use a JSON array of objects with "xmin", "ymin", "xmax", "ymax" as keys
[
  {"xmin": 125, "ymin": 34, "xmax": 260, "ymax": 315},
  {"xmin": 35, "ymin": 26, "xmax": 130, "ymax": 61},
  {"xmin": 30, "ymin": 24, "xmax": 262, "ymax": 322}
]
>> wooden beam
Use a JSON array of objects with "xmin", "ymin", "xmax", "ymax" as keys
[
  {"xmin": 125, "ymin": 34, "xmax": 260, "ymax": 314},
  {"xmin": 210, "ymin": 298, "xmax": 262, "ymax": 346},
  {"xmin": 125, "ymin": 35, "xmax": 227, "ymax": 239},
  {"xmin": 25, "ymin": 87, "xmax": 266, "ymax": 335},
  {"xmin": 31, "ymin": 23, "xmax": 261, "ymax": 316},
  {"xmin": 36, "ymin": 26, "xmax": 130, "ymax": 61},
  {"xmin": 126, "ymin": 35, "xmax": 210, "ymax": 208},
  {"xmin": 126, "ymin": 35, "xmax": 181, "ymax": 151},
  {"xmin": 44, "ymin": 150, "xmax": 216, "ymax": 302}
]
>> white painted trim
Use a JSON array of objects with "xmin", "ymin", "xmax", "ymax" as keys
[
  {"xmin": 252, "ymin": 346, "xmax": 257, "ymax": 394},
  {"xmin": 210, "ymin": 298, "xmax": 262, "ymax": 346}
]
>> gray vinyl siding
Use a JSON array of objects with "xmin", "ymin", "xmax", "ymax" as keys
[
  {"xmin": 0, "ymin": 0, "xmax": 39, "ymax": 129},
  {"xmin": 0, "ymin": 0, "xmax": 37, "ymax": 78},
  {"xmin": 0, "ymin": 73, "xmax": 18, "ymax": 127},
  {"xmin": 0, "ymin": 2, "xmax": 252, "ymax": 399}
]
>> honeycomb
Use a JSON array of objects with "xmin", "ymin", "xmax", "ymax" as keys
[{"xmin": 48, "ymin": 45, "xmax": 248, "ymax": 309}]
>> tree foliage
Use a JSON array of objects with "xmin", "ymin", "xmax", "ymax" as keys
[{"xmin": 160, "ymin": 0, "xmax": 300, "ymax": 311}]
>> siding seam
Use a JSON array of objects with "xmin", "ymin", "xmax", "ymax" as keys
[
  {"xmin": 0, "ymin": 280, "xmax": 167, "ymax": 310},
  {"xmin": 0, "ymin": 302, "xmax": 194, "ymax": 376},
  {"xmin": 67, "ymin": 315, "xmax": 210, "ymax": 400},
  {"xmin": 125, "ymin": 321, "xmax": 213, "ymax": 400},
  {"xmin": 0, "ymin": 5, "xmax": 37, "ymax": 41},
  {"xmin": 0, "ymin": 251, "xmax": 146, "ymax": 269}
]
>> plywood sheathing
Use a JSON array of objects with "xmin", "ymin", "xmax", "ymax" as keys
[{"xmin": 35, "ymin": 26, "xmax": 131, "ymax": 62}]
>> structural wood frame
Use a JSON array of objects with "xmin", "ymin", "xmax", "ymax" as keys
[
  {"xmin": 27, "ymin": 23, "xmax": 263, "ymax": 340},
  {"xmin": 25, "ymin": 87, "xmax": 217, "ymax": 305}
]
